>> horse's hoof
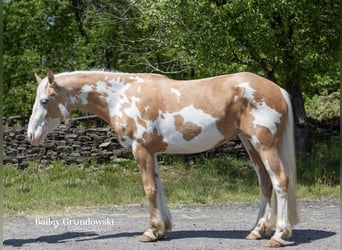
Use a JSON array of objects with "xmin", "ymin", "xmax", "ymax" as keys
[
  {"xmin": 246, "ymin": 231, "xmax": 261, "ymax": 240},
  {"xmin": 139, "ymin": 229, "xmax": 165, "ymax": 242},
  {"xmin": 266, "ymin": 238, "xmax": 284, "ymax": 248},
  {"xmin": 139, "ymin": 234, "xmax": 156, "ymax": 242}
]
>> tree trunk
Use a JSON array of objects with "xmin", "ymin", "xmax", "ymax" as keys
[
  {"xmin": 285, "ymin": 77, "xmax": 310, "ymax": 155},
  {"xmin": 70, "ymin": 0, "xmax": 89, "ymax": 43}
]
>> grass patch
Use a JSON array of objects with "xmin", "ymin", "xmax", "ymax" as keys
[
  {"xmin": 3, "ymin": 160, "xmax": 145, "ymax": 215},
  {"xmin": 297, "ymin": 137, "xmax": 340, "ymax": 185},
  {"xmin": 161, "ymin": 155, "xmax": 260, "ymax": 205},
  {"xmin": 3, "ymin": 138, "xmax": 340, "ymax": 215},
  {"xmin": 4, "ymin": 156, "xmax": 261, "ymax": 215}
]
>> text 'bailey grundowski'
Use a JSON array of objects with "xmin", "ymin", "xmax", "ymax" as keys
[{"xmin": 35, "ymin": 217, "xmax": 115, "ymax": 228}]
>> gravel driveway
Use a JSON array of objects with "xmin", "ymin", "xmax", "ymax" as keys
[{"xmin": 3, "ymin": 200, "xmax": 339, "ymax": 250}]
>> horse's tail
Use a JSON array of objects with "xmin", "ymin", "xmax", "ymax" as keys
[{"xmin": 278, "ymin": 89, "xmax": 299, "ymax": 226}]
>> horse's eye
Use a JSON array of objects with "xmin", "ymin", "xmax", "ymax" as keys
[{"xmin": 40, "ymin": 99, "xmax": 48, "ymax": 105}]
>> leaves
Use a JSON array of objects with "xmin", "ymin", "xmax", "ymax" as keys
[
  {"xmin": 305, "ymin": 90, "xmax": 340, "ymax": 121},
  {"xmin": 3, "ymin": 0, "xmax": 339, "ymax": 116}
]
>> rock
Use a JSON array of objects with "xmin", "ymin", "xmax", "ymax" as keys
[
  {"xmin": 79, "ymin": 136, "xmax": 92, "ymax": 142},
  {"xmin": 71, "ymin": 152, "xmax": 81, "ymax": 157},
  {"xmin": 65, "ymin": 134, "xmax": 78, "ymax": 139},
  {"xmin": 99, "ymin": 142, "xmax": 111, "ymax": 148}
]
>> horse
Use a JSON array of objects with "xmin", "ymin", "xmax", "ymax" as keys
[{"xmin": 27, "ymin": 70, "xmax": 298, "ymax": 247}]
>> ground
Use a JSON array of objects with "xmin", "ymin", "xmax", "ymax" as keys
[{"xmin": 3, "ymin": 200, "xmax": 340, "ymax": 250}]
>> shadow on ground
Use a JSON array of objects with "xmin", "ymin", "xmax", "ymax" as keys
[
  {"xmin": 3, "ymin": 229, "xmax": 336, "ymax": 247},
  {"xmin": 3, "ymin": 232, "xmax": 98, "ymax": 247}
]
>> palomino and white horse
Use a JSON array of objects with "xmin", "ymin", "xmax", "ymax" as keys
[{"xmin": 27, "ymin": 70, "xmax": 298, "ymax": 247}]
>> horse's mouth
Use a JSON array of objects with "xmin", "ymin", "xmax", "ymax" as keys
[{"xmin": 28, "ymin": 132, "xmax": 45, "ymax": 145}]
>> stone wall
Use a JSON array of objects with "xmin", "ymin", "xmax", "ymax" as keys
[
  {"xmin": 4, "ymin": 115, "xmax": 339, "ymax": 167},
  {"xmin": 3, "ymin": 116, "xmax": 245, "ymax": 166}
]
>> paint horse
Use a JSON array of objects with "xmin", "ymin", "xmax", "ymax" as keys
[{"xmin": 28, "ymin": 70, "xmax": 298, "ymax": 247}]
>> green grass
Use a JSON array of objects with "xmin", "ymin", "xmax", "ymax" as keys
[
  {"xmin": 3, "ymin": 160, "xmax": 145, "ymax": 214},
  {"xmin": 297, "ymin": 137, "xmax": 340, "ymax": 185},
  {"xmin": 3, "ymin": 139, "xmax": 340, "ymax": 215},
  {"xmin": 162, "ymin": 155, "xmax": 261, "ymax": 205}
]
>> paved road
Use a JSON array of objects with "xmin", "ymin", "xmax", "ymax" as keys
[{"xmin": 3, "ymin": 200, "xmax": 340, "ymax": 250}]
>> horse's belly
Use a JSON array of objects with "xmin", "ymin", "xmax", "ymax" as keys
[
  {"xmin": 125, "ymin": 105, "xmax": 226, "ymax": 154},
  {"xmin": 163, "ymin": 128, "xmax": 224, "ymax": 154},
  {"xmin": 156, "ymin": 109, "xmax": 225, "ymax": 154}
]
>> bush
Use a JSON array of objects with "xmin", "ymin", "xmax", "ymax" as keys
[
  {"xmin": 305, "ymin": 90, "xmax": 340, "ymax": 121},
  {"xmin": 4, "ymin": 82, "xmax": 37, "ymax": 117}
]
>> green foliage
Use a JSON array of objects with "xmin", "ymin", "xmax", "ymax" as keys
[
  {"xmin": 3, "ymin": 82, "xmax": 37, "ymax": 116},
  {"xmin": 305, "ymin": 90, "xmax": 340, "ymax": 120},
  {"xmin": 138, "ymin": 0, "xmax": 339, "ymax": 85},
  {"xmin": 3, "ymin": 0, "xmax": 339, "ymax": 116},
  {"xmin": 297, "ymin": 138, "xmax": 340, "ymax": 185}
]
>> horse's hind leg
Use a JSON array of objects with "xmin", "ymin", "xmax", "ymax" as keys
[
  {"xmin": 239, "ymin": 134, "xmax": 275, "ymax": 240},
  {"xmin": 257, "ymin": 148, "xmax": 292, "ymax": 247}
]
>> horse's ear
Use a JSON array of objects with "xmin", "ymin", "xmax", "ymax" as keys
[
  {"xmin": 47, "ymin": 69, "xmax": 56, "ymax": 88},
  {"xmin": 34, "ymin": 73, "xmax": 42, "ymax": 84}
]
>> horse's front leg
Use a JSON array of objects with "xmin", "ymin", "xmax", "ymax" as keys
[{"xmin": 133, "ymin": 142, "xmax": 172, "ymax": 242}]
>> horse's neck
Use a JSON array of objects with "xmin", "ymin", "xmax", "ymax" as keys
[{"xmin": 64, "ymin": 72, "xmax": 129, "ymax": 123}]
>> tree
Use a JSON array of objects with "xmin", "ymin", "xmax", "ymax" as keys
[
  {"xmin": 3, "ymin": 0, "xmax": 141, "ymax": 115},
  {"xmin": 137, "ymin": 0, "xmax": 340, "ymax": 153},
  {"xmin": 3, "ymin": 0, "xmax": 82, "ymax": 115},
  {"xmin": 4, "ymin": 0, "xmax": 339, "ymax": 154}
]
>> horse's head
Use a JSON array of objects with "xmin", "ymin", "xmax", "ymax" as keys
[{"xmin": 27, "ymin": 70, "xmax": 69, "ymax": 145}]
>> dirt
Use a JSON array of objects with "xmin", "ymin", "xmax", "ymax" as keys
[{"xmin": 3, "ymin": 200, "xmax": 340, "ymax": 250}]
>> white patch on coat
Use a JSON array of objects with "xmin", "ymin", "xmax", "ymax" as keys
[
  {"xmin": 95, "ymin": 81, "xmax": 109, "ymax": 94},
  {"xmin": 97, "ymin": 78, "xmax": 131, "ymax": 118},
  {"xmin": 263, "ymin": 160, "xmax": 280, "ymax": 189},
  {"xmin": 238, "ymin": 82, "xmax": 255, "ymax": 99},
  {"xmin": 123, "ymin": 96, "xmax": 147, "ymax": 139},
  {"xmin": 171, "ymin": 88, "xmax": 181, "ymax": 102},
  {"xmin": 108, "ymin": 78, "xmax": 127, "ymax": 90},
  {"xmin": 263, "ymin": 159, "xmax": 288, "ymax": 235},
  {"xmin": 129, "ymin": 76, "xmax": 144, "ymax": 83},
  {"xmin": 250, "ymin": 135, "xmax": 260, "ymax": 148},
  {"xmin": 250, "ymin": 101, "xmax": 282, "ymax": 135},
  {"xmin": 58, "ymin": 103, "xmax": 69, "ymax": 119},
  {"xmin": 151, "ymin": 105, "xmax": 224, "ymax": 154},
  {"xmin": 119, "ymin": 135, "xmax": 133, "ymax": 149},
  {"xmin": 80, "ymin": 85, "xmax": 93, "ymax": 104},
  {"xmin": 69, "ymin": 96, "xmax": 78, "ymax": 105}
]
